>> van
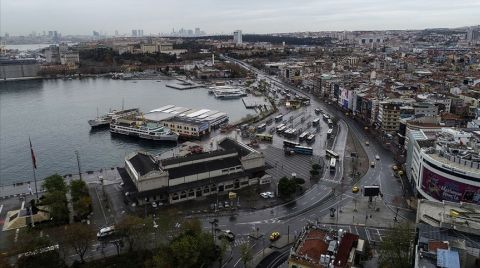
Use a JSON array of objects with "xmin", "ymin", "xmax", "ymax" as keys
[
  {"xmin": 370, "ymin": 161, "xmax": 375, "ymax": 168},
  {"xmin": 97, "ymin": 226, "xmax": 115, "ymax": 239}
]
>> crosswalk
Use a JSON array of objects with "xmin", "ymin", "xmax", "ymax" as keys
[
  {"xmin": 232, "ymin": 236, "xmax": 249, "ymax": 247},
  {"xmin": 313, "ymin": 223, "xmax": 388, "ymax": 243}
]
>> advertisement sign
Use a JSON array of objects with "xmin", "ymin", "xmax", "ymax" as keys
[{"xmin": 421, "ymin": 167, "xmax": 480, "ymax": 204}]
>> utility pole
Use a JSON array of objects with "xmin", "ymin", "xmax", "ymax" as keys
[{"xmin": 75, "ymin": 150, "xmax": 82, "ymax": 181}]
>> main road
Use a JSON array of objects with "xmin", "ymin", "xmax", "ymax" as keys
[{"xmin": 212, "ymin": 55, "xmax": 415, "ymax": 267}]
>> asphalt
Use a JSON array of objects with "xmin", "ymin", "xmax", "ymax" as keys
[{"xmin": 215, "ymin": 55, "xmax": 415, "ymax": 267}]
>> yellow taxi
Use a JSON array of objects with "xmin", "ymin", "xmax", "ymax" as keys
[
  {"xmin": 352, "ymin": 186, "xmax": 360, "ymax": 193},
  {"xmin": 269, "ymin": 232, "xmax": 281, "ymax": 241}
]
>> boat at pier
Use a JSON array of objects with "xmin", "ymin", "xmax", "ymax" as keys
[
  {"xmin": 209, "ymin": 86, "xmax": 247, "ymax": 99},
  {"xmin": 110, "ymin": 118, "xmax": 178, "ymax": 142},
  {"xmin": 88, "ymin": 108, "xmax": 139, "ymax": 128}
]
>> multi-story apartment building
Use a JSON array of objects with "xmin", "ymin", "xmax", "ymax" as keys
[
  {"xmin": 405, "ymin": 128, "xmax": 480, "ymax": 205},
  {"xmin": 377, "ymin": 101, "xmax": 402, "ymax": 133}
]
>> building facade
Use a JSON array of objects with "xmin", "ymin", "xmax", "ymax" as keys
[
  {"xmin": 406, "ymin": 128, "xmax": 480, "ymax": 205},
  {"xmin": 121, "ymin": 137, "xmax": 266, "ymax": 205}
]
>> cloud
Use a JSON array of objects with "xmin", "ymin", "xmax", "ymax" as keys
[{"xmin": 2, "ymin": 0, "xmax": 479, "ymax": 35}]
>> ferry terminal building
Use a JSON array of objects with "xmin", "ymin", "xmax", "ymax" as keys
[{"xmin": 120, "ymin": 137, "xmax": 266, "ymax": 206}]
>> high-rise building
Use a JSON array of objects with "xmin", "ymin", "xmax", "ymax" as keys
[
  {"xmin": 195, "ymin": 28, "xmax": 201, "ymax": 36},
  {"xmin": 132, "ymin": 30, "xmax": 138, "ymax": 37},
  {"xmin": 115, "ymin": 30, "xmax": 119, "ymax": 36},
  {"xmin": 233, "ymin": 30, "xmax": 242, "ymax": 44}
]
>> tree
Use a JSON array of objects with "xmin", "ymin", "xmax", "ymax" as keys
[
  {"xmin": 240, "ymin": 243, "xmax": 252, "ymax": 268},
  {"xmin": 64, "ymin": 223, "xmax": 95, "ymax": 263},
  {"xmin": 42, "ymin": 190, "xmax": 69, "ymax": 224},
  {"xmin": 378, "ymin": 223, "xmax": 414, "ymax": 268},
  {"xmin": 218, "ymin": 237, "xmax": 230, "ymax": 267},
  {"xmin": 278, "ymin": 177, "xmax": 297, "ymax": 199},
  {"xmin": 15, "ymin": 229, "xmax": 66, "ymax": 268},
  {"xmin": 70, "ymin": 179, "xmax": 89, "ymax": 201},
  {"xmin": 43, "ymin": 174, "xmax": 67, "ymax": 193},
  {"xmin": 117, "ymin": 215, "xmax": 151, "ymax": 252}
]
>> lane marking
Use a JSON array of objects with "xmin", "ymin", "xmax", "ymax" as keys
[
  {"xmin": 21, "ymin": 201, "xmax": 25, "ymax": 210},
  {"xmin": 14, "ymin": 229, "xmax": 19, "ymax": 243},
  {"xmin": 0, "ymin": 204, "xmax": 4, "ymax": 214}
]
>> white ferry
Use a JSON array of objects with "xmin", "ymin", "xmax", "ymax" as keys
[
  {"xmin": 88, "ymin": 108, "xmax": 139, "ymax": 128},
  {"xmin": 209, "ymin": 86, "xmax": 247, "ymax": 99},
  {"xmin": 110, "ymin": 119, "xmax": 178, "ymax": 142}
]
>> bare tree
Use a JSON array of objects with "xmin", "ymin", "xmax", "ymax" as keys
[{"xmin": 64, "ymin": 223, "xmax": 95, "ymax": 263}]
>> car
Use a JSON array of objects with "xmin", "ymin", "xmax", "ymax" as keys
[
  {"xmin": 97, "ymin": 226, "xmax": 115, "ymax": 239},
  {"xmin": 120, "ymin": 182, "xmax": 125, "ymax": 187},
  {"xmin": 269, "ymin": 232, "xmax": 281, "ymax": 241},
  {"xmin": 224, "ymin": 201, "xmax": 230, "ymax": 208},
  {"xmin": 365, "ymin": 141, "xmax": 369, "ymax": 146},
  {"xmin": 352, "ymin": 186, "xmax": 360, "ymax": 193},
  {"xmin": 266, "ymin": 192, "xmax": 275, "ymax": 198},
  {"xmin": 218, "ymin": 202, "xmax": 224, "ymax": 209},
  {"xmin": 375, "ymin": 155, "xmax": 380, "ymax": 160},
  {"xmin": 371, "ymin": 161, "xmax": 375, "ymax": 168},
  {"xmin": 152, "ymin": 202, "xmax": 157, "ymax": 208},
  {"xmin": 260, "ymin": 192, "xmax": 269, "ymax": 199},
  {"xmin": 219, "ymin": 230, "xmax": 235, "ymax": 242}
]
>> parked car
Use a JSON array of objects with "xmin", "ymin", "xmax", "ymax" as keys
[
  {"xmin": 266, "ymin": 192, "xmax": 274, "ymax": 198},
  {"xmin": 375, "ymin": 155, "xmax": 380, "ymax": 160},
  {"xmin": 269, "ymin": 232, "xmax": 281, "ymax": 241},
  {"xmin": 260, "ymin": 192, "xmax": 269, "ymax": 199},
  {"xmin": 224, "ymin": 201, "xmax": 230, "ymax": 208},
  {"xmin": 152, "ymin": 201, "xmax": 157, "ymax": 208}
]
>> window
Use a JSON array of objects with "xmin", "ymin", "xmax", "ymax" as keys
[
  {"xmin": 225, "ymin": 184, "xmax": 233, "ymax": 189},
  {"xmin": 188, "ymin": 190, "xmax": 195, "ymax": 197}
]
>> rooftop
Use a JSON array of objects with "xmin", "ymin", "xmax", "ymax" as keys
[{"xmin": 128, "ymin": 152, "xmax": 157, "ymax": 176}]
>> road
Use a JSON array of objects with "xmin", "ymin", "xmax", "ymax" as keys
[{"xmin": 215, "ymin": 55, "xmax": 414, "ymax": 267}]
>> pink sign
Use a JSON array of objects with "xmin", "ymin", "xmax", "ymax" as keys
[{"xmin": 421, "ymin": 167, "xmax": 480, "ymax": 204}]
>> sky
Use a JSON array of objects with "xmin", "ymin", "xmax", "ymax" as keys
[{"xmin": 1, "ymin": 0, "xmax": 479, "ymax": 35}]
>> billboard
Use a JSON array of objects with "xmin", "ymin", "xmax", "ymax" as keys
[{"xmin": 421, "ymin": 167, "xmax": 480, "ymax": 205}]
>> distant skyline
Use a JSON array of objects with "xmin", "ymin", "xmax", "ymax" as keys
[{"xmin": 1, "ymin": 0, "xmax": 479, "ymax": 36}]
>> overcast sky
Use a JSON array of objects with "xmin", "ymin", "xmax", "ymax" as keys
[{"xmin": 1, "ymin": 0, "xmax": 479, "ymax": 35}]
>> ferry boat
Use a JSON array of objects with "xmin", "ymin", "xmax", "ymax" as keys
[
  {"xmin": 209, "ymin": 86, "xmax": 247, "ymax": 99},
  {"xmin": 110, "ymin": 119, "xmax": 178, "ymax": 142},
  {"xmin": 88, "ymin": 108, "xmax": 139, "ymax": 128}
]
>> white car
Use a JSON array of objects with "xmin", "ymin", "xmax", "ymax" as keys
[
  {"xmin": 375, "ymin": 155, "xmax": 380, "ymax": 160},
  {"xmin": 152, "ymin": 202, "xmax": 157, "ymax": 208},
  {"xmin": 266, "ymin": 192, "xmax": 275, "ymax": 198},
  {"xmin": 97, "ymin": 226, "xmax": 115, "ymax": 238},
  {"xmin": 260, "ymin": 192, "xmax": 269, "ymax": 199}
]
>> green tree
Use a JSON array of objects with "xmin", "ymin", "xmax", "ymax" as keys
[
  {"xmin": 64, "ymin": 223, "xmax": 96, "ymax": 263},
  {"xmin": 240, "ymin": 243, "xmax": 252, "ymax": 268},
  {"xmin": 42, "ymin": 190, "xmax": 69, "ymax": 224},
  {"xmin": 278, "ymin": 177, "xmax": 297, "ymax": 199},
  {"xmin": 70, "ymin": 179, "xmax": 89, "ymax": 201},
  {"xmin": 43, "ymin": 174, "xmax": 67, "ymax": 193},
  {"xmin": 217, "ymin": 237, "xmax": 230, "ymax": 267},
  {"xmin": 378, "ymin": 223, "xmax": 414, "ymax": 268}
]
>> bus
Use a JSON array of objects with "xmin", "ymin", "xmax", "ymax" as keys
[
  {"xmin": 293, "ymin": 145, "xmax": 313, "ymax": 155},
  {"xmin": 283, "ymin": 140, "xmax": 299, "ymax": 148},
  {"xmin": 327, "ymin": 119, "xmax": 333, "ymax": 127},
  {"xmin": 329, "ymin": 158, "xmax": 336, "ymax": 173},
  {"xmin": 274, "ymin": 114, "xmax": 283, "ymax": 122},
  {"xmin": 256, "ymin": 134, "xmax": 273, "ymax": 142},
  {"xmin": 327, "ymin": 128, "xmax": 333, "ymax": 138},
  {"xmin": 256, "ymin": 123, "xmax": 267, "ymax": 132},
  {"xmin": 312, "ymin": 118, "xmax": 320, "ymax": 127},
  {"xmin": 299, "ymin": 131, "xmax": 309, "ymax": 142},
  {"xmin": 306, "ymin": 134, "xmax": 315, "ymax": 144},
  {"xmin": 276, "ymin": 124, "xmax": 286, "ymax": 132},
  {"xmin": 326, "ymin": 149, "xmax": 339, "ymax": 159}
]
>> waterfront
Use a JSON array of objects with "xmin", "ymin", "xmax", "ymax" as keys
[{"xmin": 0, "ymin": 78, "xmax": 254, "ymax": 186}]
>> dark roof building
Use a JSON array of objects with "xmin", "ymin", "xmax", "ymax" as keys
[{"xmin": 122, "ymin": 137, "xmax": 266, "ymax": 205}]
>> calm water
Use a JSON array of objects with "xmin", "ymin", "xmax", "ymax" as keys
[
  {"xmin": 5, "ymin": 44, "xmax": 52, "ymax": 51},
  {"xmin": 0, "ymin": 78, "xmax": 253, "ymax": 186}
]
